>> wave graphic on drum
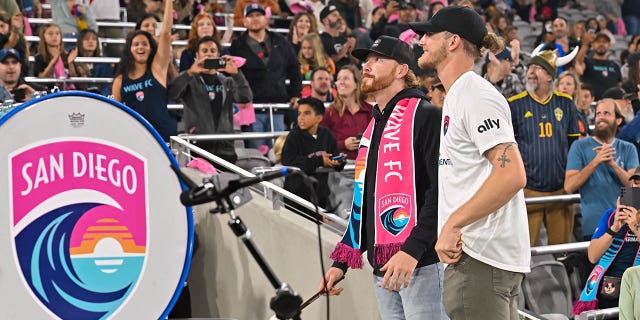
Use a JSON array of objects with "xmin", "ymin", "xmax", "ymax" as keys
[{"xmin": 15, "ymin": 202, "xmax": 142, "ymax": 320}]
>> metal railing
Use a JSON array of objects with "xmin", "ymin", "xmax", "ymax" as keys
[{"xmin": 169, "ymin": 135, "xmax": 348, "ymax": 234}]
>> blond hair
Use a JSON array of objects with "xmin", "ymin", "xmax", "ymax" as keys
[
  {"xmin": 273, "ymin": 135, "xmax": 287, "ymax": 164},
  {"xmin": 557, "ymin": 71, "xmax": 583, "ymax": 109},
  {"xmin": 331, "ymin": 65, "xmax": 363, "ymax": 117}
]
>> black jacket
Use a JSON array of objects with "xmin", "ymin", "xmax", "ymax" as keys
[
  {"xmin": 370, "ymin": 16, "xmax": 412, "ymax": 40},
  {"xmin": 281, "ymin": 125, "xmax": 343, "ymax": 208},
  {"xmin": 334, "ymin": 88, "xmax": 441, "ymax": 276},
  {"xmin": 168, "ymin": 70, "xmax": 252, "ymax": 162},
  {"xmin": 229, "ymin": 31, "xmax": 302, "ymax": 104}
]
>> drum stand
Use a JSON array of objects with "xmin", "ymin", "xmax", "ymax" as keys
[{"xmin": 209, "ymin": 191, "xmax": 303, "ymax": 320}]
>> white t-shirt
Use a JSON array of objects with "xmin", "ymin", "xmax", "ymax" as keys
[{"xmin": 438, "ymin": 71, "xmax": 531, "ymax": 273}]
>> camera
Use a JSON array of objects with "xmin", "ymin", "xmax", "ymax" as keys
[
  {"xmin": 204, "ymin": 58, "xmax": 226, "ymax": 69},
  {"xmin": 355, "ymin": 133, "xmax": 363, "ymax": 140},
  {"xmin": 620, "ymin": 187, "xmax": 640, "ymax": 210}
]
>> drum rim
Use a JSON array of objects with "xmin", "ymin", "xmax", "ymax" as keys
[{"xmin": 0, "ymin": 91, "xmax": 194, "ymax": 319}]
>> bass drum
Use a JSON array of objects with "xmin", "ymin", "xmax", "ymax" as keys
[{"xmin": 0, "ymin": 92, "xmax": 193, "ymax": 319}]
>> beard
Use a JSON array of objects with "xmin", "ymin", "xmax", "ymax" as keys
[
  {"xmin": 593, "ymin": 120, "xmax": 616, "ymax": 141},
  {"xmin": 361, "ymin": 68, "xmax": 396, "ymax": 94},
  {"xmin": 418, "ymin": 44, "xmax": 447, "ymax": 70},
  {"xmin": 328, "ymin": 18, "xmax": 344, "ymax": 30}
]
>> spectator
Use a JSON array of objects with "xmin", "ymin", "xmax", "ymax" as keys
[
  {"xmin": 180, "ymin": 12, "xmax": 223, "ymax": 72},
  {"xmin": 233, "ymin": 0, "xmax": 281, "ymax": 27},
  {"xmin": 509, "ymin": 49, "xmax": 581, "ymax": 246},
  {"xmin": 579, "ymin": 83, "xmax": 596, "ymax": 126},
  {"xmin": 320, "ymin": 64, "xmax": 371, "ymax": 159},
  {"xmin": 229, "ymin": 4, "xmax": 301, "ymax": 147},
  {"xmin": 298, "ymin": 33, "xmax": 336, "ymax": 80},
  {"xmin": 483, "ymin": 48, "xmax": 525, "ymax": 99},
  {"xmin": 595, "ymin": 0, "xmax": 623, "ymax": 35},
  {"xmin": 488, "ymin": 12, "xmax": 510, "ymax": 38},
  {"xmin": 557, "ymin": 71, "xmax": 589, "ymax": 137},
  {"xmin": 287, "ymin": 11, "xmax": 318, "ymax": 54},
  {"xmin": 302, "ymin": 67, "xmax": 334, "ymax": 103},
  {"xmin": 586, "ymin": 17, "xmax": 600, "ymax": 33},
  {"xmin": 426, "ymin": 0, "xmax": 443, "ymax": 20},
  {"xmin": 34, "ymin": 23, "xmax": 79, "ymax": 89},
  {"xmin": 169, "ymin": 36, "xmax": 253, "ymax": 164},
  {"xmin": 602, "ymin": 86, "xmax": 637, "ymax": 123},
  {"xmin": 321, "ymin": 35, "xmax": 445, "ymax": 319},
  {"xmin": 623, "ymin": 52, "xmax": 640, "ymax": 105},
  {"xmin": 319, "ymin": 4, "xmax": 357, "ymax": 71},
  {"xmin": 134, "ymin": 12, "xmax": 180, "ymax": 80},
  {"xmin": 72, "ymin": 29, "xmax": 114, "ymax": 95},
  {"xmin": 51, "ymin": 0, "xmax": 97, "ymax": 52},
  {"xmin": 330, "ymin": 0, "xmax": 365, "ymax": 30},
  {"xmin": 573, "ymin": 170, "xmax": 640, "ymax": 315},
  {"xmin": 575, "ymin": 31, "xmax": 622, "ymax": 100},
  {"xmin": 571, "ymin": 20, "xmax": 587, "ymax": 43},
  {"xmin": 542, "ymin": 17, "xmax": 580, "ymax": 74},
  {"xmin": 127, "ymin": 0, "xmax": 147, "ymax": 24},
  {"xmin": 565, "ymin": 99, "xmax": 639, "ymax": 240},
  {"xmin": 618, "ymin": 99, "xmax": 640, "ymax": 157},
  {"xmin": 0, "ymin": 0, "xmax": 19, "ymax": 17},
  {"xmin": 281, "ymin": 97, "xmax": 344, "ymax": 208},
  {"xmin": 370, "ymin": 0, "xmax": 418, "ymax": 39},
  {"xmin": 0, "ymin": 11, "xmax": 28, "ymax": 77},
  {"xmin": 426, "ymin": 78, "xmax": 444, "ymax": 109},
  {"xmin": 622, "ymin": 0, "xmax": 640, "ymax": 37},
  {"xmin": 356, "ymin": 6, "xmax": 385, "ymax": 50},
  {"xmin": 0, "ymin": 48, "xmax": 41, "ymax": 103},
  {"xmin": 595, "ymin": 15, "xmax": 617, "ymax": 45},
  {"xmin": 112, "ymin": 0, "xmax": 177, "ymax": 142}
]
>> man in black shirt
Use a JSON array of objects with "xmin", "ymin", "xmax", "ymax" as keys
[{"xmin": 575, "ymin": 31, "xmax": 622, "ymax": 100}]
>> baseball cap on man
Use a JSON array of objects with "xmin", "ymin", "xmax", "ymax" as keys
[
  {"xmin": 0, "ymin": 48, "xmax": 20, "ymax": 62},
  {"xmin": 409, "ymin": 6, "xmax": 487, "ymax": 48},
  {"xmin": 351, "ymin": 35, "xmax": 414, "ymax": 66},
  {"xmin": 319, "ymin": 5, "xmax": 338, "ymax": 21},
  {"xmin": 602, "ymin": 87, "xmax": 634, "ymax": 100},
  {"xmin": 244, "ymin": 4, "xmax": 265, "ymax": 17},
  {"xmin": 630, "ymin": 166, "xmax": 640, "ymax": 181}
]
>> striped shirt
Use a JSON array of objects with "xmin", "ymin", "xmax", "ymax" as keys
[{"xmin": 508, "ymin": 91, "xmax": 580, "ymax": 191}]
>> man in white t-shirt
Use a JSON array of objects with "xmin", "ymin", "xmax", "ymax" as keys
[{"xmin": 410, "ymin": 6, "xmax": 531, "ymax": 320}]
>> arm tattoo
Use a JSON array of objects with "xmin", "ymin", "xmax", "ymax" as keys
[{"xmin": 497, "ymin": 143, "xmax": 515, "ymax": 168}]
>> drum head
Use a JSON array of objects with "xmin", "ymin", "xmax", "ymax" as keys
[{"xmin": 0, "ymin": 92, "xmax": 193, "ymax": 319}]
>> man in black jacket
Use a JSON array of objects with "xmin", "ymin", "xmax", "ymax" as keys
[
  {"xmin": 168, "ymin": 36, "xmax": 253, "ymax": 163},
  {"xmin": 229, "ymin": 4, "xmax": 302, "ymax": 147},
  {"xmin": 318, "ymin": 36, "xmax": 446, "ymax": 319}
]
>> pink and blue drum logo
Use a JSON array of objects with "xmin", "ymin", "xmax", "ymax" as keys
[{"xmin": 10, "ymin": 140, "xmax": 148, "ymax": 319}]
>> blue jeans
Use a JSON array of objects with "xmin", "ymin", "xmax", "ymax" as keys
[
  {"xmin": 252, "ymin": 113, "xmax": 285, "ymax": 148},
  {"xmin": 373, "ymin": 263, "xmax": 448, "ymax": 320},
  {"xmin": 624, "ymin": 15, "xmax": 640, "ymax": 36}
]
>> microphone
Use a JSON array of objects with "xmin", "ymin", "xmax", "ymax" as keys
[
  {"xmin": 220, "ymin": 167, "xmax": 297, "ymax": 198},
  {"xmin": 179, "ymin": 166, "xmax": 298, "ymax": 207}
]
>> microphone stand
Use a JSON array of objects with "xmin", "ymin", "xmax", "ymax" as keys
[
  {"xmin": 210, "ymin": 190, "xmax": 302, "ymax": 320},
  {"xmin": 171, "ymin": 166, "xmax": 302, "ymax": 319}
]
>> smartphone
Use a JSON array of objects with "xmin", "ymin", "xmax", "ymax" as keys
[
  {"xmin": 11, "ymin": 88, "xmax": 26, "ymax": 102},
  {"xmin": 155, "ymin": 22, "xmax": 163, "ymax": 36},
  {"xmin": 620, "ymin": 187, "xmax": 640, "ymax": 210},
  {"xmin": 356, "ymin": 133, "xmax": 363, "ymax": 140},
  {"xmin": 204, "ymin": 58, "xmax": 226, "ymax": 69},
  {"xmin": 330, "ymin": 154, "xmax": 347, "ymax": 161}
]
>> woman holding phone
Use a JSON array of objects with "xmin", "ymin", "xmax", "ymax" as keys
[{"xmin": 112, "ymin": 0, "xmax": 176, "ymax": 142}]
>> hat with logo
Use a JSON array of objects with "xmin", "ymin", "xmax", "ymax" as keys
[
  {"xmin": 594, "ymin": 31, "xmax": 612, "ymax": 43},
  {"xmin": 319, "ymin": 4, "xmax": 339, "ymax": 21},
  {"xmin": 630, "ymin": 166, "xmax": 640, "ymax": 181},
  {"xmin": 0, "ymin": 48, "xmax": 20, "ymax": 62},
  {"xmin": 351, "ymin": 35, "xmax": 414, "ymax": 66},
  {"xmin": 244, "ymin": 3, "xmax": 265, "ymax": 17},
  {"xmin": 409, "ymin": 6, "xmax": 487, "ymax": 48}
]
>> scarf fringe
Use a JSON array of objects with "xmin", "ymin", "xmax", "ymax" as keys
[
  {"xmin": 373, "ymin": 243, "xmax": 403, "ymax": 266},
  {"xmin": 572, "ymin": 299, "xmax": 598, "ymax": 315},
  {"xmin": 330, "ymin": 242, "xmax": 363, "ymax": 269}
]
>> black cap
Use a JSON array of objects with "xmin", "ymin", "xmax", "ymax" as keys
[
  {"xmin": 630, "ymin": 167, "xmax": 640, "ymax": 181},
  {"xmin": 319, "ymin": 5, "xmax": 338, "ymax": 21},
  {"xmin": 351, "ymin": 35, "xmax": 414, "ymax": 66},
  {"xmin": 602, "ymin": 87, "xmax": 634, "ymax": 100},
  {"xmin": 409, "ymin": 6, "xmax": 487, "ymax": 48},
  {"xmin": 244, "ymin": 3, "xmax": 265, "ymax": 17}
]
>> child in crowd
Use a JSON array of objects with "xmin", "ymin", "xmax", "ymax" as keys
[
  {"xmin": 281, "ymin": 97, "xmax": 344, "ymax": 208},
  {"xmin": 73, "ymin": 29, "xmax": 114, "ymax": 95},
  {"xmin": 34, "ymin": 23, "xmax": 78, "ymax": 90}
]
